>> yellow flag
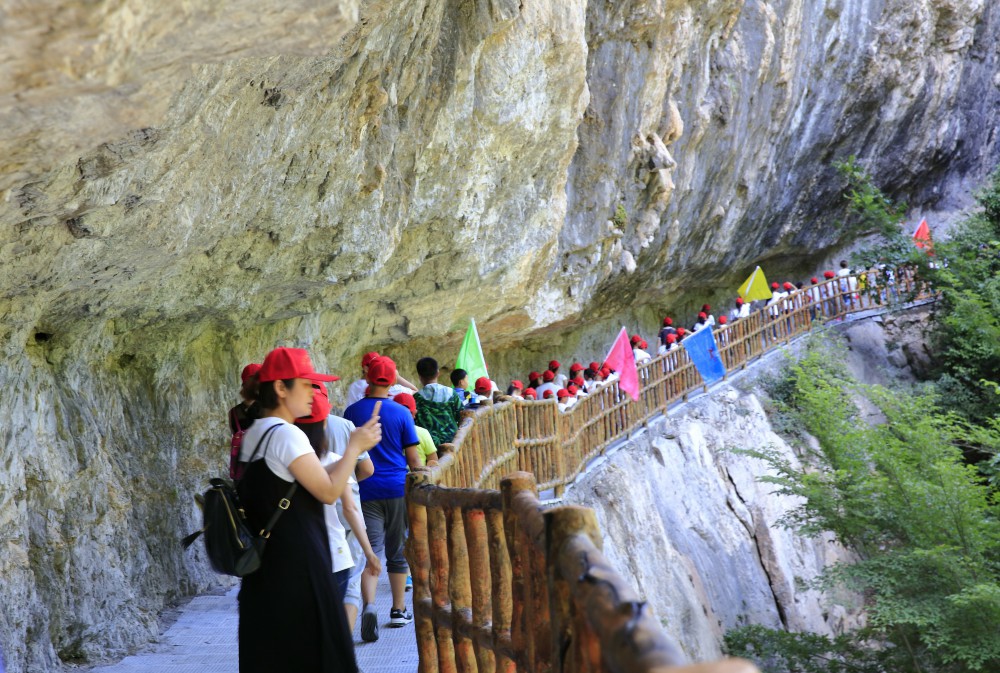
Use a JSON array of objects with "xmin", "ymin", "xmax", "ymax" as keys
[{"xmin": 737, "ymin": 266, "xmax": 773, "ymax": 301}]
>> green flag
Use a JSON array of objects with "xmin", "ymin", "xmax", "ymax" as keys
[
  {"xmin": 737, "ymin": 266, "xmax": 773, "ymax": 301},
  {"xmin": 455, "ymin": 318, "xmax": 489, "ymax": 383}
]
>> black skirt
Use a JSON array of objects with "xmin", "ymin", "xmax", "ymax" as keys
[{"xmin": 237, "ymin": 458, "xmax": 357, "ymax": 673}]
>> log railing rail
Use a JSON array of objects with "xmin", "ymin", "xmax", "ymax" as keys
[{"xmin": 406, "ymin": 268, "xmax": 933, "ymax": 673}]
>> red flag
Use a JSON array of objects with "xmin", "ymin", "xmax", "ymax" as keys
[
  {"xmin": 913, "ymin": 218, "xmax": 933, "ymax": 254},
  {"xmin": 603, "ymin": 327, "xmax": 639, "ymax": 401}
]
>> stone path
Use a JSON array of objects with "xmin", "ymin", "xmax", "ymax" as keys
[{"xmin": 86, "ymin": 573, "xmax": 418, "ymax": 673}]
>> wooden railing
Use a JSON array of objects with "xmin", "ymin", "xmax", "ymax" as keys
[{"xmin": 405, "ymin": 267, "xmax": 933, "ymax": 673}]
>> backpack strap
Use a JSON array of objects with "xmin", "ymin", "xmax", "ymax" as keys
[
  {"xmin": 250, "ymin": 422, "xmax": 298, "ymax": 538},
  {"xmin": 236, "ymin": 423, "xmax": 281, "ymax": 483}
]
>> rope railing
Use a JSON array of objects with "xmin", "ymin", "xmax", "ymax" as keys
[{"xmin": 405, "ymin": 267, "xmax": 933, "ymax": 673}]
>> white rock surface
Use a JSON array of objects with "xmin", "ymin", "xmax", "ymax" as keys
[{"xmin": 565, "ymin": 387, "xmax": 860, "ymax": 661}]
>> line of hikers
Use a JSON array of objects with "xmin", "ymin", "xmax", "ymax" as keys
[{"xmin": 222, "ymin": 260, "xmax": 904, "ymax": 670}]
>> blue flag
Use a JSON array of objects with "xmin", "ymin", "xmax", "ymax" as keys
[{"xmin": 681, "ymin": 326, "xmax": 726, "ymax": 385}]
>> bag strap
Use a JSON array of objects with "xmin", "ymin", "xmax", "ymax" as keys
[
  {"xmin": 231, "ymin": 407, "xmax": 243, "ymax": 434},
  {"xmin": 237, "ymin": 423, "xmax": 281, "ymax": 484},
  {"xmin": 247, "ymin": 422, "xmax": 299, "ymax": 538}
]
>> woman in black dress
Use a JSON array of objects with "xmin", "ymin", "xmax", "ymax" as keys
[{"xmin": 237, "ymin": 347, "xmax": 381, "ymax": 672}]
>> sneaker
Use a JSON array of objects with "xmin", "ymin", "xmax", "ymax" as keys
[
  {"xmin": 388, "ymin": 608, "xmax": 413, "ymax": 627},
  {"xmin": 361, "ymin": 605, "xmax": 379, "ymax": 642},
  {"xmin": 405, "ymin": 575, "xmax": 412, "ymax": 591}
]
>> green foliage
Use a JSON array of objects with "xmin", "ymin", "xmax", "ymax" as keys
[
  {"xmin": 732, "ymin": 344, "xmax": 1000, "ymax": 672},
  {"xmin": 919, "ymin": 170, "xmax": 1000, "ymax": 425},
  {"xmin": 612, "ymin": 202, "xmax": 627, "ymax": 229},
  {"xmin": 724, "ymin": 624, "xmax": 888, "ymax": 673},
  {"xmin": 833, "ymin": 157, "xmax": 914, "ymax": 269}
]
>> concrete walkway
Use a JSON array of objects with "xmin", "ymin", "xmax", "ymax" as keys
[{"xmin": 86, "ymin": 573, "xmax": 418, "ymax": 673}]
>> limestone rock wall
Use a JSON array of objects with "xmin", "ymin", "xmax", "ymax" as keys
[
  {"xmin": 0, "ymin": 0, "xmax": 997, "ymax": 670},
  {"xmin": 564, "ymin": 387, "xmax": 859, "ymax": 661}
]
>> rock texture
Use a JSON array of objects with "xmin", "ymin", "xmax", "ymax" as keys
[
  {"xmin": 0, "ymin": 0, "xmax": 997, "ymax": 670},
  {"xmin": 565, "ymin": 386, "xmax": 859, "ymax": 661}
]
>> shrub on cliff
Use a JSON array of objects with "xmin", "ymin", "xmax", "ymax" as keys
[
  {"xmin": 727, "ymin": 346, "xmax": 1000, "ymax": 673},
  {"xmin": 920, "ymin": 170, "xmax": 1000, "ymax": 426}
]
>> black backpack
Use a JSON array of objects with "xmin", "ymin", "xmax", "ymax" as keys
[{"xmin": 182, "ymin": 424, "xmax": 298, "ymax": 577}]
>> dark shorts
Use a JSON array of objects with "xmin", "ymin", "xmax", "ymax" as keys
[{"xmin": 361, "ymin": 498, "xmax": 409, "ymax": 575}]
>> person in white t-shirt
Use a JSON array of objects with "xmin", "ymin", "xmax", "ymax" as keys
[
  {"xmin": 296, "ymin": 386, "xmax": 381, "ymax": 608},
  {"xmin": 345, "ymin": 351, "xmax": 418, "ymax": 407},
  {"xmin": 237, "ymin": 347, "xmax": 382, "ymax": 672},
  {"xmin": 535, "ymin": 370, "xmax": 559, "ymax": 400},
  {"xmin": 320, "ymin": 388, "xmax": 381, "ymax": 632}
]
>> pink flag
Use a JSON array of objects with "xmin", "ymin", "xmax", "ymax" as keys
[
  {"xmin": 913, "ymin": 218, "xmax": 933, "ymax": 254},
  {"xmin": 603, "ymin": 327, "xmax": 640, "ymax": 401}
]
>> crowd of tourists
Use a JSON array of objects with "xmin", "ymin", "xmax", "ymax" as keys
[{"xmin": 224, "ymin": 259, "xmax": 898, "ymax": 672}]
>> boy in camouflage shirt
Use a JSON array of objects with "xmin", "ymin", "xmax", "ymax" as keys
[{"xmin": 413, "ymin": 357, "xmax": 464, "ymax": 446}]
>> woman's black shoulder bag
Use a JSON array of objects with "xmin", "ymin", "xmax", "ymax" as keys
[{"xmin": 181, "ymin": 423, "xmax": 298, "ymax": 577}]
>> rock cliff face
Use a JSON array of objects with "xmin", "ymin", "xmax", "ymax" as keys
[
  {"xmin": 0, "ymin": 0, "xmax": 996, "ymax": 670},
  {"xmin": 565, "ymin": 386, "xmax": 859, "ymax": 661}
]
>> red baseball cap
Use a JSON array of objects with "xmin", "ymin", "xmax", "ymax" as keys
[
  {"xmin": 296, "ymin": 382, "xmax": 331, "ymax": 424},
  {"xmin": 811, "ymin": 277, "xmax": 818, "ymax": 284},
  {"xmin": 393, "ymin": 392, "xmax": 417, "ymax": 414},
  {"xmin": 599, "ymin": 366, "xmax": 611, "ymax": 377},
  {"xmin": 570, "ymin": 363, "xmax": 584, "ymax": 373},
  {"xmin": 698, "ymin": 312, "xmax": 707, "ymax": 319},
  {"xmin": 783, "ymin": 282, "xmax": 794, "ymax": 290},
  {"xmin": 572, "ymin": 375, "xmax": 585, "ymax": 385},
  {"xmin": 702, "ymin": 304, "xmax": 711, "ymax": 312},
  {"xmin": 557, "ymin": 388, "xmax": 570, "ymax": 399},
  {"xmin": 630, "ymin": 334, "xmax": 641, "ymax": 345},
  {"xmin": 258, "ymin": 348, "xmax": 340, "ymax": 383},
  {"xmin": 567, "ymin": 384, "xmax": 579, "ymax": 395},
  {"xmin": 524, "ymin": 388, "xmax": 537, "ymax": 399},
  {"xmin": 548, "ymin": 360, "xmax": 560, "ymax": 370},
  {"xmin": 719, "ymin": 315, "xmax": 728, "ymax": 324},
  {"xmin": 771, "ymin": 282, "xmax": 779, "ymax": 289},
  {"xmin": 528, "ymin": 371, "xmax": 541, "ymax": 381},
  {"xmin": 662, "ymin": 317, "xmax": 673, "ymax": 326},
  {"xmin": 510, "ymin": 380, "xmax": 524, "ymax": 390},
  {"xmin": 735, "ymin": 297, "xmax": 744, "ymax": 305},
  {"xmin": 241, "ymin": 363, "xmax": 262, "ymax": 384},
  {"xmin": 542, "ymin": 370, "xmax": 555, "ymax": 382},
  {"xmin": 640, "ymin": 340, "xmax": 648, "ymax": 349},
  {"xmin": 365, "ymin": 356, "xmax": 397, "ymax": 386},
  {"xmin": 543, "ymin": 390, "xmax": 554, "ymax": 399},
  {"xmin": 676, "ymin": 327, "xmax": 686, "ymax": 336},
  {"xmin": 824, "ymin": 270, "xmax": 836, "ymax": 279},
  {"xmin": 666, "ymin": 334, "xmax": 677, "ymax": 343},
  {"xmin": 474, "ymin": 376, "xmax": 492, "ymax": 395},
  {"xmin": 589, "ymin": 361, "xmax": 600, "ymax": 371},
  {"xmin": 361, "ymin": 351, "xmax": 380, "ymax": 368}
]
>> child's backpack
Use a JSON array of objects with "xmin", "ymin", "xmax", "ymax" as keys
[{"xmin": 229, "ymin": 408, "xmax": 248, "ymax": 480}]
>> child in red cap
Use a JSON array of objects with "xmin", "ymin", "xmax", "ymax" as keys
[{"xmin": 536, "ymin": 370, "xmax": 559, "ymax": 400}]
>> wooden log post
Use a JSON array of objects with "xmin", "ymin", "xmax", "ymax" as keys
[
  {"xmin": 486, "ymin": 508, "xmax": 516, "ymax": 673},
  {"xmin": 407, "ymin": 471, "xmax": 440, "ymax": 673},
  {"xmin": 544, "ymin": 506, "xmax": 601, "ymax": 673},
  {"xmin": 502, "ymin": 472, "xmax": 552, "ymax": 673},
  {"xmin": 463, "ymin": 508, "xmax": 496, "ymax": 673},
  {"xmin": 428, "ymin": 502, "xmax": 458, "ymax": 673},
  {"xmin": 448, "ymin": 505, "xmax": 479, "ymax": 673}
]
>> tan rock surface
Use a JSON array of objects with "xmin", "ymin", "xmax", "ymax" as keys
[{"xmin": 0, "ymin": 0, "xmax": 997, "ymax": 670}]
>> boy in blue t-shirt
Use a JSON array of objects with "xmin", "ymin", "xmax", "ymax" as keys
[
  {"xmin": 450, "ymin": 368, "xmax": 472, "ymax": 407},
  {"xmin": 343, "ymin": 356, "xmax": 420, "ymax": 641}
]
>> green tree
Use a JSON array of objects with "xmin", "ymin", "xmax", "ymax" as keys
[
  {"xmin": 728, "ymin": 344, "xmax": 1000, "ymax": 672},
  {"xmin": 920, "ymin": 170, "xmax": 1000, "ymax": 425}
]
